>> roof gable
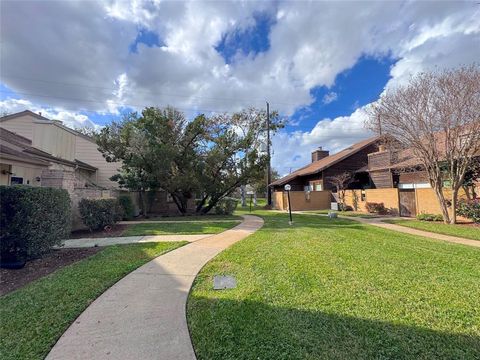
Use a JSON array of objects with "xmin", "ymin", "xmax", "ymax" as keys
[{"xmin": 271, "ymin": 136, "xmax": 379, "ymax": 186}]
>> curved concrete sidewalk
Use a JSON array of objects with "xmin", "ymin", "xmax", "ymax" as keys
[
  {"xmin": 353, "ymin": 217, "xmax": 480, "ymax": 248},
  {"xmin": 62, "ymin": 234, "xmax": 213, "ymax": 248},
  {"xmin": 295, "ymin": 211, "xmax": 479, "ymax": 248},
  {"xmin": 47, "ymin": 215, "xmax": 264, "ymax": 360}
]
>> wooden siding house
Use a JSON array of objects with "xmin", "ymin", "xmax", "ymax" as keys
[
  {"xmin": 365, "ymin": 142, "xmax": 480, "ymax": 217},
  {"xmin": 271, "ymin": 136, "xmax": 381, "ymax": 192},
  {"xmin": 270, "ymin": 137, "xmax": 381, "ymax": 210}
]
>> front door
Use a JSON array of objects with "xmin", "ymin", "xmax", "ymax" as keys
[{"xmin": 399, "ymin": 189, "xmax": 416, "ymax": 217}]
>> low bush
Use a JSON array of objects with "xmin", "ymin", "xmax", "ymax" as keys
[
  {"xmin": 457, "ymin": 199, "xmax": 480, "ymax": 223},
  {"xmin": 365, "ymin": 202, "xmax": 387, "ymax": 214},
  {"xmin": 118, "ymin": 195, "xmax": 135, "ymax": 220},
  {"xmin": 212, "ymin": 197, "xmax": 239, "ymax": 215},
  {"xmin": 0, "ymin": 186, "xmax": 71, "ymax": 261},
  {"xmin": 79, "ymin": 198, "xmax": 121, "ymax": 231},
  {"xmin": 416, "ymin": 213, "xmax": 444, "ymax": 221}
]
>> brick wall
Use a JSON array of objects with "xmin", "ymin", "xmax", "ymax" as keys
[
  {"xmin": 344, "ymin": 188, "xmax": 400, "ymax": 215},
  {"xmin": 415, "ymin": 188, "xmax": 470, "ymax": 216},
  {"xmin": 274, "ymin": 190, "xmax": 332, "ymax": 211},
  {"xmin": 41, "ymin": 170, "xmax": 75, "ymax": 193}
]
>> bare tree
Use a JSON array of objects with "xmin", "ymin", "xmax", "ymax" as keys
[
  {"xmin": 368, "ymin": 65, "xmax": 480, "ymax": 223},
  {"xmin": 328, "ymin": 172, "xmax": 354, "ymax": 211}
]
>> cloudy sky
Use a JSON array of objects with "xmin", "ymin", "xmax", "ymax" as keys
[{"xmin": 1, "ymin": 0, "xmax": 479, "ymax": 175}]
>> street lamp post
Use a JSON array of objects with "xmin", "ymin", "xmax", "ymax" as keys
[{"xmin": 284, "ymin": 184, "xmax": 293, "ymax": 225}]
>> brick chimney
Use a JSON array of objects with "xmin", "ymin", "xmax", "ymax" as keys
[{"xmin": 311, "ymin": 147, "xmax": 329, "ymax": 162}]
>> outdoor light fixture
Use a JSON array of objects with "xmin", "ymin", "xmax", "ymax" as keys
[
  {"xmin": 284, "ymin": 184, "xmax": 293, "ymax": 225},
  {"xmin": 246, "ymin": 190, "xmax": 255, "ymax": 212}
]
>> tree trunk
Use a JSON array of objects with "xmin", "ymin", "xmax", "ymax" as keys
[
  {"xmin": 450, "ymin": 187, "xmax": 459, "ymax": 224},
  {"xmin": 432, "ymin": 183, "xmax": 450, "ymax": 223},
  {"xmin": 241, "ymin": 185, "xmax": 246, "ymax": 207},
  {"xmin": 140, "ymin": 190, "xmax": 148, "ymax": 218},
  {"xmin": 200, "ymin": 196, "xmax": 221, "ymax": 214},
  {"xmin": 171, "ymin": 192, "xmax": 188, "ymax": 215},
  {"xmin": 462, "ymin": 185, "xmax": 473, "ymax": 200},
  {"xmin": 195, "ymin": 195, "xmax": 208, "ymax": 213}
]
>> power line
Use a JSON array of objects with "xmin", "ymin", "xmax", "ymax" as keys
[
  {"xmin": 1, "ymin": 74, "xmax": 304, "ymax": 107},
  {"xmin": 0, "ymin": 90, "xmax": 242, "ymax": 115}
]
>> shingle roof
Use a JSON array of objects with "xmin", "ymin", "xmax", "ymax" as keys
[
  {"xmin": 75, "ymin": 159, "xmax": 97, "ymax": 171},
  {"xmin": 0, "ymin": 127, "xmax": 96, "ymax": 170},
  {"xmin": 271, "ymin": 136, "xmax": 380, "ymax": 186},
  {"xmin": 0, "ymin": 144, "xmax": 50, "ymax": 166}
]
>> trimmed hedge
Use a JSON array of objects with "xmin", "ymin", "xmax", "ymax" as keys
[
  {"xmin": 79, "ymin": 198, "xmax": 122, "ymax": 231},
  {"xmin": 457, "ymin": 199, "xmax": 480, "ymax": 223},
  {"xmin": 365, "ymin": 202, "xmax": 387, "ymax": 214},
  {"xmin": 118, "ymin": 195, "xmax": 135, "ymax": 220},
  {"xmin": 0, "ymin": 185, "xmax": 71, "ymax": 260},
  {"xmin": 213, "ymin": 197, "xmax": 239, "ymax": 215},
  {"xmin": 416, "ymin": 213, "xmax": 443, "ymax": 221}
]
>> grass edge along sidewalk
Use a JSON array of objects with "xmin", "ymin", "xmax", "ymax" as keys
[
  {"xmin": 0, "ymin": 241, "xmax": 187, "ymax": 360},
  {"xmin": 188, "ymin": 210, "xmax": 480, "ymax": 360},
  {"xmin": 383, "ymin": 219, "xmax": 480, "ymax": 241}
]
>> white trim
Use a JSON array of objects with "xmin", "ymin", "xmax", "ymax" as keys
[{"xmin": 398, "ymin": 182, "xmax": 431, "ymax": 189}]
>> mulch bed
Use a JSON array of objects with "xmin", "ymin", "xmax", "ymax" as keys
[
  {"xmin": 461, "ymin": 222, "xmax": 480, "ymax": 228},
  {"xmin": 0, "ymin": 247, "xmax": 102, "ymax": 296},
  {"xmin": 69, "ymin": 224, "xmax": 129, "ymax": 239}
]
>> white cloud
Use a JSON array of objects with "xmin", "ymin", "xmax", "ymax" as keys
[
  {"xmin": 0, "ymin": 98, "xmax": 101, "ymax": 131},
  {"xmin": 1, "ymin": 0, "xmax": 479, "ymax": 172},
  {"xmin": 322, "ymin": 92, "xmax": 338, "ymax": 104},
  {"xmin": 272, "ymin": 107, "xmax": 372, "ymax": 176}
]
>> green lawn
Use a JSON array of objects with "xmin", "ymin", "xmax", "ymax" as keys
[
  {"xmin": 0, "ymin": 242, "xmax": 186, "ymax": 360},
  {"xmin": 188, "ymin": 211, "xmax": 480, "ymax": 359},
  {"xmin": 136, "ymin": 215, "xmax": 243, "ymax": 222},
  {"xmin": 384, "ymin": 219, "xmax": 480, "ymax": 241},
  {"xmin": 239, "ymin": 197, "xmax": 267, "ymax": 210},
  {"xmin": 123, "ymin": 221, "xmax": 240, "ymax": 236}
]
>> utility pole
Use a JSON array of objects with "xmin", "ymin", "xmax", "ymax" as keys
[{"xmin": 266, "ymin": 101, "xmax": 272, "ymax": 206}]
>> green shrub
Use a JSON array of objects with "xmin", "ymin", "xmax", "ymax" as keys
[
  {"xmin": 118, "ymin": 195, "xmax": 135, "ymax": 220},
  {"xmin": 212, "ymin": 197, "xmax": 239, "ymax": 215},
  {"xmin": 79, "ymin": 198, "xmax": 121, "ymax": 231},
  {"xmin": 416, "ymin": 213, "xmax": 444, "ymax": 221},
  {"xmin": 365, "ymin": 202, "xmax": 387, "ymax": 214},
  {"xmin": 457, "ymin": 199, "xmax": 480, "ymax": 223},
  {"xmin": 0, "ymin": 185, "xmax": 71, "ymax": 260}
]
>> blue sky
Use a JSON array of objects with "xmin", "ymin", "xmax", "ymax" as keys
[
  {"xmin": 287, "ymin": 56, "xmax": 395, "ymax": 134},
  {"xmin": 1, "ymin": 0, "xmax": 478, "ymax": 173}
]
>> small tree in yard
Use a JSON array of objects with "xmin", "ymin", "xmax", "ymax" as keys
[
  {"xmin": 368, "ymin": 65, "xmax": 480, "ymax": 223},
  {"xmin": 328, "ymin": 172, "xmax": 353, "ymax": 211}
]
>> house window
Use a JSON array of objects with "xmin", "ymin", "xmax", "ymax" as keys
[
  {"xmin": 10, "ymin": 176, "xmax": 24, "ymax": 185},
  {"xmin": 166, "ymin": 193, "xmax": 174, "ymax": 203},
  {"xmin": 361, "ymin": 190, "xmax": 366, "ymax": 201},
  {"xmin": 315, "ymin": 184, "xmax": 322, "ymax": 191}
]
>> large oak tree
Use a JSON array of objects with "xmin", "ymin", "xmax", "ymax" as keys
[{"xmin": 95, "ymin": 106, "xmax": 282, "ymax": 215}]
